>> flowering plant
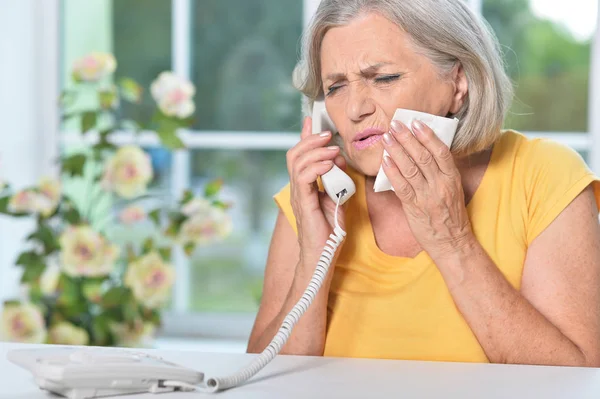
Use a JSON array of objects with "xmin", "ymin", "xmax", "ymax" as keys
[{"xmin": 0, "ymin": 52, "xmax": 232, "ymax": 347}]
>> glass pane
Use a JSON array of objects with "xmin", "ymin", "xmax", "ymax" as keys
[
  {"xmin": 483, "ymin": 0, "xmax": 598, "ymax": 132},
  {"xmin": 188, "ymin": 149, "xmax": 289, "ymax": 312},
  {"xmin": 191, "ymin": 0, "xmax": 303, "ymax": 132},
  {"xmin": 60, "ymin": 0, "xmax": 172, "ymax": 185}
]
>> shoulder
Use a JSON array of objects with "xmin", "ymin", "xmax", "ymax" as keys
[
  {"xmin": 494, "ymin": 130, "xmax": 600, "ymax": 243},
  {"xmin": 495, "ymin": 129, "xmax": 587, "ymax": 168}
]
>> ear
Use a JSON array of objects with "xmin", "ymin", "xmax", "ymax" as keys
[{"xmin": 449, "ymin": 63, "xmax": 468, "ymax": 115}]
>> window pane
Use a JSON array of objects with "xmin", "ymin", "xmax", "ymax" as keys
[
  {"xmin": 191, "ymin": 0, "xmax": 303, "ymax": 132},
  {"xmin": 189, "ymin": 149, "xmax": 289, "ymax": 312},
  {"xmin": 483, "ymin": 0, "xmax": 598, "ymax": 132},
  {"xmin": 60, "ymin": 0, "xmax": 172, "ymax": 199}
]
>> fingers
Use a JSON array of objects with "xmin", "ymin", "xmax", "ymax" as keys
[
  {"xmin": 287, "ymin": 128, "xmax": 333, "ymax": 176},
  {"xmin": 294, "ymin": 146, "xmax": 340, "ymax": 178},
  {"xmin": 381, "ymin": 155, "xmax": 416, "ymax": 203},
  {"xmin": 390, "ymin": 120, "xmax": 437, "ymax": 182},
  {"xmin": 382, "ymin": 128, "xmax": 426, "ymax": 189},
  {"xmin": 300, "ymin": 116, "xmax": 312, "ymax": 140},
  {"xmin": 297, "ymin": 160, "xmax": 335, "ymax": 187},
  {"xmin": 410, "ymin": 120, "xmax": 457, "ymax": 176},
  {"xmin": 334, "ymin": 154, "xmax": 347, "ymax": 171}
]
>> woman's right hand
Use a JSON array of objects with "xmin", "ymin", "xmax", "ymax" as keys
[{"xmin": 286, "ymin": 116, "xmax": 347, "ymax": 270}]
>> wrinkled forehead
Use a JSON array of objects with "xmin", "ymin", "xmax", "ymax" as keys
[{"xmin": 319, "ymin": 14, "xmax": 419, "ymax": 78}]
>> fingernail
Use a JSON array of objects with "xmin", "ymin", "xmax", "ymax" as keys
[
  {"xmin": 327, "ymin": 145, "xmax": 339, "ymax": 150},
  {"xmin": 383, "ymin": 133, "xmax": 393, "ymax": 145},
  {"xmin": 383, "ymin": 155, "xmax": 393, "ymax": 167},
  {"xmin": 322, "ymin": 160, "xmax": 333, "ymax": 165},
  {"xmin": 412, "ymin": 120, "xmax": 425, "ymax": 133},
  {"xmin": 390, "ymin": 120, "xmax": 403, "ymax": 132},
  {"xmin": 320, "ymin": 131, "xmax": 331, "ymax": 137}
]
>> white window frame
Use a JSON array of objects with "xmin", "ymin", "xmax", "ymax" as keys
[{"xmin": 30, "ymin": 0, "xmax": 599, "ymax": 341}]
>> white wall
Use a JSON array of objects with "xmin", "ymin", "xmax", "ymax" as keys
[{"xmin": 0, "ymin": 0, "xmax": 59, "ymax": 305}]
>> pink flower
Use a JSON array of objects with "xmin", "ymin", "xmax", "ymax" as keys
[
  {"xmin": 119, "ymin": 205, "xmax": 146, "ymax": 225},
  {"xmin": 72, "ymin": 52, "xmax": 116, "ymax": 82},
  {"xmin": 150, "ymin": 72, "xmax": 195, "ymax": 118}
]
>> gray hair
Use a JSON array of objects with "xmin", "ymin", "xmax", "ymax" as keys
[{"xmin": 293, "ymin": 0, "xmax": 514, "ymax": 156}]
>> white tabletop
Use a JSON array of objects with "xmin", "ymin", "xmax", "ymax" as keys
[{"xmin": 1, "ymin": 342, "xmax": 599, "ymax": 399}]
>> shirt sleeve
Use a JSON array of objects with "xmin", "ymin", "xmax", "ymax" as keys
[
  {"xmin": 523, "ymin": 138, "xmax": 600, "ymax": 244},
  {"xmin": 273, "ymin": 182, "xmax": 299, "ymax": 236}
]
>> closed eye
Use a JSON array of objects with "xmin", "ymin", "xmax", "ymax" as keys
[
  {"xmin": 326, "ymin": 83, "xmax": 345, "ymax": 96},
  {"xmin": 374, "ymin": 74, "xmax": 402, "ymax": 84}
]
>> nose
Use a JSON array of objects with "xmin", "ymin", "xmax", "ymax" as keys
[{"xmin": 346, "ymin": 83, "xmax": 376, "ymax": 123}]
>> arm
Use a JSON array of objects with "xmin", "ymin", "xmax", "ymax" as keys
[
  {"xmin": 437, "ymin": 185, "xmax": 600, "ymax": 366},
  {"xmin": 381, "ymin": 119, "xmax": 600, "ymax": 367},
  {"xmin": 246, "ymin": 211, "xmax": 337, "ymax": 356}
]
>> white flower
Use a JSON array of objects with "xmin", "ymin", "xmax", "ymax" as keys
[
  {"xmin": 110, "ymin": 321, "xmax": 155, "ymax": 348},
  {"xmin": 40, "ymin": 258, "xmax": 61, "ymax": 295},
  {"xmin": 119, "ymin": 205, "xmax": 146, "ymax": 225},
  {"xmin": 179, "ymin": 206, "xmax": 232, "ymax": 246},
  {"xmin": 72, "ymin": 52, "xmax": 116, "ymax": 82},
  {"xmin": 101, "ymin": 146, "xmax": 153, "ymax": 199},
  {"xmin": 37, "ymin": 177, "xmax": 61, "ymax": 217},
  {"xmin": 125, "ymin": 252, "xmax": 175, "ymax": 309},
  {"xmin": 7, "ymin": 178, "xmax": 61, "ymax": 217},
  {"xmin": 59, "ymin": 225, "xmax": 120, "ymax": 277},
  {"xmin": 48, "ymin": 322, "xmax": 89, "ymax": 346},
  {"xmin": 0, "ymin": 303, "xmax": 46, "ymax": 344},
  {"xmin": 150, "ymin": 71, "xmax": 195, "ymax": 118},
  {"xmin": 181, "ymin": 198, "xmax": 212, "ymax": 217},
  {"xmin": 7, "ymin": 190, "xmax": 39, "ymax": 214}
]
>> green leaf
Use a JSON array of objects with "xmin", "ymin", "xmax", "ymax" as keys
[
  {"xmin": 16, "ymin": 251, "xmax": 44, "ymax": 267},
  {"xmin": 21, "ymin": 262, "xmax": 46, "ymax": 283},
  {"xmin": 102, "ymin": 287, "xmax": 131, "ymax": 308},
  {"xmin": 91, "ymin": 314, "xmax": 111, "ymax": 346},
  {"xmin": 204, "ymin": 179, "xmax": 223, "ymax": 198},
  {"xmin": 157, "ymin": 130, "xmax": 185, "ymax": 150},
  {"xmin": 142, "ymin": 237, "xmax": 155, "ymax": 254},
  {"xmin": 81, "ymin": 111, "xmax": 97, "ymax": 133},
  {"xmin": 148, "ymin": 209, "xmax": 161, "ymax": 227},
  {"xmin": 27, "ymin": 223, "xmax": 60, "ymax": 255},
  {"xmin": 157, "ymin": 247, "xmax": 171, "ymax": 261},
  {"xmin": 0, "ymin": 196, "xmax": 9, "ymax": 214},
  {"xmin": 3, "ymin": 300, "xmax": 21, "ymax": 308},
  {"xmin": 180, "ymin": 190, "xmax": 194, "ymax": 205},
  {"xmin": 57, "ymin": 274, "xmax": 80, "ymax": 306},
  {"xmin": 211, "ymin": 200, "xmax": 232, "ymax": 210},
  {"xmin": 61, "ymin": 153, "xmax": 87, "ymax": 177},
  {"xmin": 165, "ymin": 212, "xmax": 186, "ymax": 237},
  {"xmin": 118, "ymin": 78, "xmax": 143, "ymax": 103},
  {"xmin": 98, "ymin": 89, "xmax": 118, "ymax": 109},
  {"xmin": 142, "ymin": 308, "xmax": 161, "ymax": 325},
  {"xmin": 59, "ymin": 90, "xmax": 78, "ymax": 107},
  {"xmin": 122, "ymin": 296, "xmax": 140, "ymax": 324},
  {"xmin": 82, "ymin": 280, "xmax": 104, "ymax": 303},
  {"xmin": 183, "ymin": 242, "xmax": 196, "ymax": 256}
]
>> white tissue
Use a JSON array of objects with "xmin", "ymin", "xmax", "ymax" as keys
[{"xmin": 373, "ymin": 109, "xmax": 459, "ymax": 193}]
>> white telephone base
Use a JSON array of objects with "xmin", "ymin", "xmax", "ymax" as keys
[{"xmin": 8, "ymin": 346, "xmax": 203, "ymax": 399}]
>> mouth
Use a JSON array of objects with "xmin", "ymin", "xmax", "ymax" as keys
[{"xmin": 353, "ymin": 128, "xmax": 385, "ymax": 150}]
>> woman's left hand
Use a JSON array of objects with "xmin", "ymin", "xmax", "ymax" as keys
[{"xmin": 381, "ymin": 119, "xmax": 473, "ymax": 261}]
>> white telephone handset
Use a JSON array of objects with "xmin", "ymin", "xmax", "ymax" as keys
[
  {"xmin": 311, "ymin": 100, "xmax": 356, "ymax": 205},
  {"xmin": 311, "ymin": 100, "xmax": 459, "ymax": 194}
]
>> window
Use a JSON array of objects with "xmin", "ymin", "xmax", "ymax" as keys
[
  {"xmin": 59, "ymin": 0, "xmax": 303, "ymax": 339},
  {"xmin": 482, "ymin": 0, "xmax": 598, "ymax": 161},
  {"xmin": 50, "ymin": 0, "xmax": 600, "ymax": 343}
]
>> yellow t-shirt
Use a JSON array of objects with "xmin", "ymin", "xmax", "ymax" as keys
[{"xmin": 273, "ymin": 130, "xmax": 600, "ymax": 363}]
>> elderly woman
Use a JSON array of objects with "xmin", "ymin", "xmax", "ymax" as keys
[{"xmin": 247, "ymin": 0, "xmax": 600, "ymax": 367}]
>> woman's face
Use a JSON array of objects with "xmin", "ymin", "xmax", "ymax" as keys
[{"xmin": 320, "ymin": 12, "xmax": 467, "ymax": 176}]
